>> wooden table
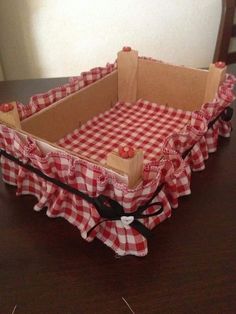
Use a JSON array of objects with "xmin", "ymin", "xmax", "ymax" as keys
[{"xmin": 0, "ymin": 78, "xmax": 236, "ymax": 314}]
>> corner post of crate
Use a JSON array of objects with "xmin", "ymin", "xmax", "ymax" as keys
[
  {"xmin": 117, "ymin": 47, "xmax": 138, "ymax": 102},
  {"xmin": 0, "ymin": 101, "xmax": 21, "ymax": 129},
  {"xmin": 106, "ymin": 147, "xmax": 143, "ymax": 188},
  {"xmin": 204, "ymin": 62, "xmax": 227, "ymax": 103}
]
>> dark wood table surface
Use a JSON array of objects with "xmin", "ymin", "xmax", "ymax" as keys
[{"xmin": 0, "ymin": 77, "xmax": 236, "ymax": 314}]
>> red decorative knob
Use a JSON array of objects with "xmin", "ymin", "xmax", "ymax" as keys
[
  {"xmin": 122, "ymin": 46, "xmax": 132, "ymax": 52},
  {"xmin": 215, "ymin": 61, "xmax": 226, "ymax": 68},
  {"xmin": 0, "ymin": 103, "xmax": 14, "ymax": 112},
  {"xmin": 118, "ymin": 146, "xmax": 135, "ymax": 158}
]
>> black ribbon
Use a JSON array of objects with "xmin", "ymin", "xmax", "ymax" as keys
[
  {"xmin": 87, "ymin": 185, "xmax": 164, "ymax": 237},
  {"xmin": 0, "ymin": 105, "xmax": 233, "ymax": 238},
  {"xmin": 208, "ymin": 106, "xmax": 233, "ymax": 129},
  {"xmin": 0, "ymin": 149, "xmax": 163, "ymax": 238},
  {"xmin": 220, "ymin": 106, "xmax": 234, "ymax": 122},
  {"xmin": 182, "ymin": 107, "xmax": 234, "ymax": 159}
]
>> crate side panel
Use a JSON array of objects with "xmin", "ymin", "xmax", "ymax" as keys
[
  {"xmin": 137, "ymin": 59, "xmax": 208, "ymax": 111},
  {"xmin": 21, "ymin": 71, "xmax": 118, "ymax": 142}
]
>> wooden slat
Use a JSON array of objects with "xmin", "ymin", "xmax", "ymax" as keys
[
  {"xmin": 7, "ymin": 126, "xmax": 130, "ymax": 185},
  {"xmin": 107, "ymin": 149, "xmax": 143, "ymax": 188},
  {"xmin": 117, "ymin": 49, "xmax": 138, "ymax": 102},
  {"xmin": 0, "ymin": 102, "xmax": 21, "ymax": 129},
  {"xmin": 21, "ymin": 71, "xmax": 118, "ymax": 142},
  {"xmin": 137, "ymin": 59, "xmax": 208, "ymax": 111},
  {"xmin": 204, "ymin": 63, "xmax": 226, "ymax": 103}
]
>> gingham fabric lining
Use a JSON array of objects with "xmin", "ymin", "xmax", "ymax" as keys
[
  {"xmin": 16, "ymin": 63, "xmax": 117, "ymax": 121},
  {"xmin": 56, "ymin": 99, "xmax": 208, "ymax": 209},
  {"xmin": 187, "ymin": 73, "xmax": 236, "ymax": 171},
  {"xmin": 57, "ymin": 99, "xmax": 193, "ymax": 164},
  {"xmin": 0, "ymin": 125, "xmax": 174, "ymax": 256},
  {"xmin": 0, "ymin": 71, "xmax": 235, "ymax": 256}
]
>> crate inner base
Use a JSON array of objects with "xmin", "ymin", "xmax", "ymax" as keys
[{"xmin": 57, "ymin": 100, "xmax": 192, "ymax": 164}]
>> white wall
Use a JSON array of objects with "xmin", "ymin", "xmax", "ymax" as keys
[{"xmin": 0, "ymin": 0, "xmax": 221, "ymax": 80}]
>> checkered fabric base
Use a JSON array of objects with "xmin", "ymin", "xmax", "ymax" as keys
[
  {"xmin": 0, "ymin": 67, "xmax": 235, "ymax": 256},
  {"xmin": 57, "ymin": 99, "xmax": 193, "ymax": 164},
  {"xmin": 0, "ymin": 125, "xmax": 173, "ymax": 256}
]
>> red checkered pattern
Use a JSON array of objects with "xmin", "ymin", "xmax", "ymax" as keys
[
  {"xmin": 219, "ymin": 117, "xmax": 232, "ymax": 138},
  {"xmin": 57, "ymin": 100, "xmax": 209, "ymax": 208},
  {"xmin": 57, "ymin": 100, "xmax": 193, "ymax": 164},
  {"xmin": 0, "ymin": 124, "xmax": 174, "ymax": 256},
  {"xmin": 0, "ymin": 66, "xmax": 235, "ymax": 256},
  {"xmin": 16, "ymin": 63, "xmax": 117, "ymax": 121},
  {"xmin": 186, "ymin": 73, "xmax": 236, "ymax": 171}
]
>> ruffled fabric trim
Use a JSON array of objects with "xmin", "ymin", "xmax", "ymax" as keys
[
  {"xmin": 16, "ymin": 63, "xmax": 117, "ymax": 120},
  {"xmin": 0, "ymin": 124, "xmax": 174, "ymax": 256},
  {"xmin": 188, "ymin": 73, "xmax": 236, "ymax": 171},
  {"xmin": 0, "ymin": 68, "xmax": 235, "ymax": 256}
]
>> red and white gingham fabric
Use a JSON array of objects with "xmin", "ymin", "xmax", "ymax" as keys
[
  {"xmin": 57, "ymin": 99, "xmax": 208, "ymax": 208},
  {"xmin": 57, "ymin": 99, "xmax": 193, "ymax": 164},
  {"xmin": 0, "ymin": 64, "xmax": 235, "ymax": 255},
  {"xmin": 0, "ymin": 125, "xmax": 173, "ymax": 256},
  {"xmin": 187, "ymin": 73, "xmax": 236, "ymax": 171},
  {"xmin": 16, "ymin": 63, "xmax": 117, "ymax": 120}
]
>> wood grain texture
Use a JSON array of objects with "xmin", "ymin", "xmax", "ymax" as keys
[
  {"xmin": 117, "ymin": 49, "xmax": 138, "ymax": 102},
  {"xmin": 137, "ymin": 59, "xmax": 208, "ymax": 111},
  {"xmin": 0, "ymin": 78, "xmax": 236, "ymax": 314},
  {"xmin": 0, "ymin": 101, "xmax": 21, "ymax": 129},
  {"xmin": 204, "ymin": 63, "xmax": 226, "ymax": 102},
  {"xmin": 21, "ymin": 72, "xmax": 118, "ymax": 142},
  {"xmin": 107, "ymin": 149, "xmax": 143, "ymax": 188}
]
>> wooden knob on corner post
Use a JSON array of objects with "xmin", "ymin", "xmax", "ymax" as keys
[
  {"xmin": 106, "ymin": 146, "xmax": 143, "ymax": 188},
  {"xmin": 0, "ymin": 101, "xmax": 21, "ymax": 129},
  {"xmin": 117, "ymin": 47, "xmax": 138, "ymax": 103}
]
